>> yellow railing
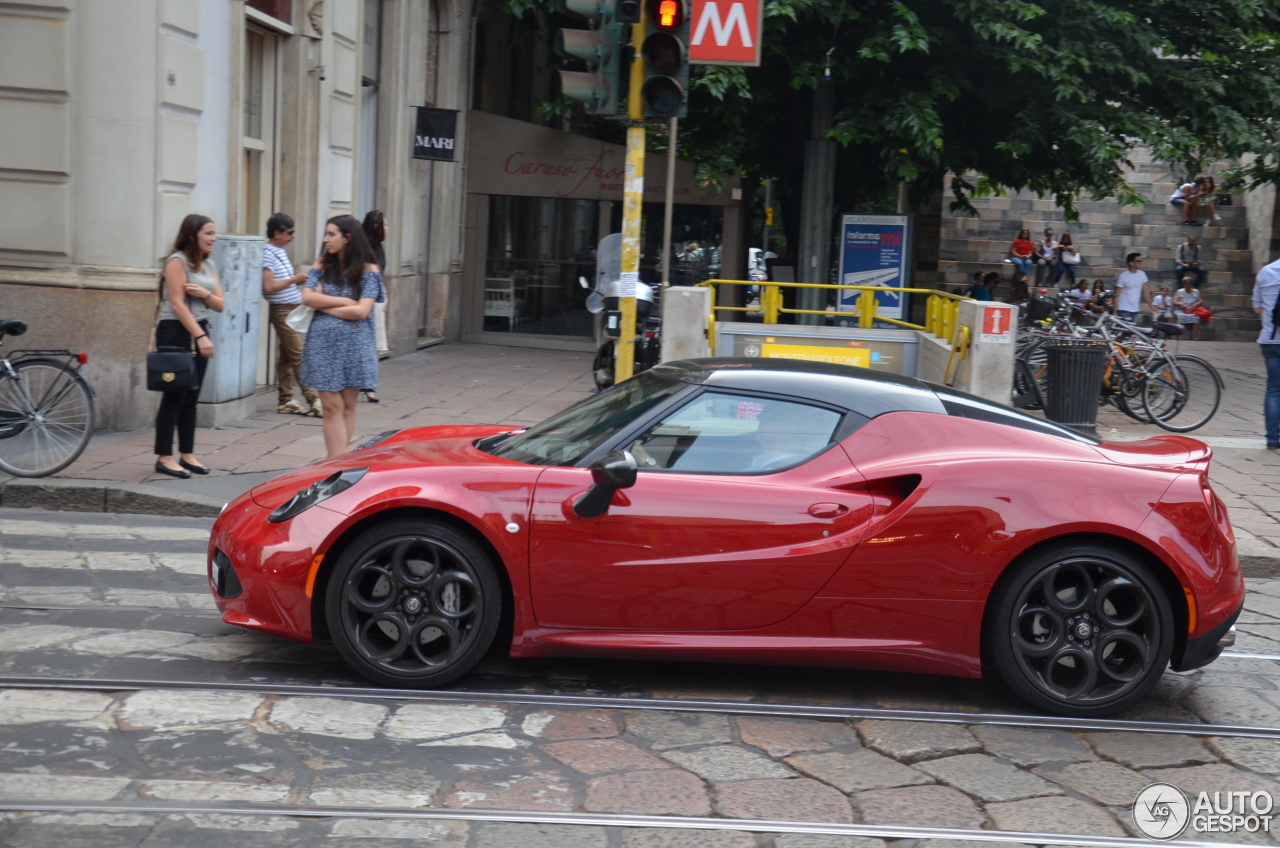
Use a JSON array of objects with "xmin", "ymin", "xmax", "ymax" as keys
[{"xmin": 696, "ymin": 279, "xmax": 970, "ymax": 350}]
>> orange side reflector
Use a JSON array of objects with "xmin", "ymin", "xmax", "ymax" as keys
[
  {"xmin": 1183, "ymin": 587, "xmax": 1197, "ymax": 633},
  {"xmin": 304, "ymin": 554, "xmax": 324, "ymax": 598}
]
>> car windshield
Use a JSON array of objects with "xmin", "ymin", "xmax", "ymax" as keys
[{"xmin": 480, "ymin": 370, "xmax": 686, "ymax": 466}]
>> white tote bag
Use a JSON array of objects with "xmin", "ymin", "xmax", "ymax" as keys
[{"xmin": 285, "ymin": 304, "xmax": 314, "ymax": 334}]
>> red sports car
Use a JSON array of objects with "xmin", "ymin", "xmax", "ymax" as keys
[{"xmin": 209, "ymin": 358, "xmax": 1242, "ymax": 716}]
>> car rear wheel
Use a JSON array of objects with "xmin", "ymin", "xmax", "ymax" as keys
[
  {"xmin": 989, "ymin": 542, "xmax": 1173, "ymax": 716},
  {"xmin": 326, "ymin": 518, "xmax": 502, "ymax": 688}
]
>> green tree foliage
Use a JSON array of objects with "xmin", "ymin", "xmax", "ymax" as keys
[{"xmin": 676, "ymin": 0, "xmax": 1280, "ymax": 247}]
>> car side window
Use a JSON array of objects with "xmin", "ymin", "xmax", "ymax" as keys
[{"xmin": 628, "ymin": 392, "xmax": 842, "ymax": 474}]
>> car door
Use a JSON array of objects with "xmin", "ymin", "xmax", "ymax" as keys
[{"xmin": 528, "ymin": 390, "xmax": 883, "ymax": 631}]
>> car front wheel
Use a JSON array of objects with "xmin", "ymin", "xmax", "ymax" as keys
[
  {"xmin": 989, "ymin": 542, "xmax": 1174, "ymax": 716},
  {"xmin": 326, "ymin": 518, "xmax": 502, "ymax": 688}
]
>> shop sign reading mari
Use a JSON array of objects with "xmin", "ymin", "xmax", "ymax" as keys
[{"xmin": 413, "ymin": 107, "xmax": 460, "ymax": 162}]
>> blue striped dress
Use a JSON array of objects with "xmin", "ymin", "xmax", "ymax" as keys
[{"xmin": 300, "ymin": 269, "xmax": 386, "ymax": 392}]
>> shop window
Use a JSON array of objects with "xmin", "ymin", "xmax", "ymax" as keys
[
  {"xmin": 610, "ymin": 202, "xmax": 724, "ymax": 286},
  {"xmin": 485, "ymin": 196, "xmax": 599, "ymax": 338},
  {"xmin": 242, "ymin": 28, "xmax": 277, "ymax": 238}
]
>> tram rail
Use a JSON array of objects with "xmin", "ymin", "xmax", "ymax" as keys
[
  {"xmin": 0, "ymin": 801, "xmax": 1256, "ymax": 848},
  {"xmin": 1, "ymin": 674, "xmax": 1278, "ymax": 739}
]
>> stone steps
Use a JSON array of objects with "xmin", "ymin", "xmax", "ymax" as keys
[{"xmin": 936, "ymin": 158, "xmax": 1262, "ymax": 342}]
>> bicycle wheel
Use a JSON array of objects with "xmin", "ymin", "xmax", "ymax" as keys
[
  {"xmin": 1110, "ymin": 363, "xmax": 1153, "ymax": 424},
  {"xmin": 1142, "ymin": 354, "xmax": 1221, "ymax": 433},
  {"xmin": 0, "ymin": 358, "xmax": 95, "ymax": 477},
  {"xmin": 1014, "ymin": 338, "xmax": 1049, "ymax": 410}
]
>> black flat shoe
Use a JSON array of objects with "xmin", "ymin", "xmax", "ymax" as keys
[
  {"xmin": 363, "ymin": 391, "xmax": 379, "ymax": 403},
  {"xmin": 179, "ymin": 459, "xmax": 210, "ymax": 475},
  {"xmin": 155, "ymin": 461, "xmax": 191, "ymax": 479}
]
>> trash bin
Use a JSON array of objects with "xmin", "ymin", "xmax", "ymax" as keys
[{"xmin": 1044, "ymin": 339, "xmax": 1107, "ymax": 432}]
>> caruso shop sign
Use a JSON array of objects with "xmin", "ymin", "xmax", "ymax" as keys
[
  {"xmin": 413, "ymin": 107, "xmax": 459, "ymax": 162},
  {"xmin": 467, "ymin": 111, "xmax": 729, "ymax": 205}
]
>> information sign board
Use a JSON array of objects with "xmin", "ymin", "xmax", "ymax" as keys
[{"xmin": 836, "ymin": 214, "xmax": 912, "ymax": 322}]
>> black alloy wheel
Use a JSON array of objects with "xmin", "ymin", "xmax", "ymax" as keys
[
  {"xmin": 326, "ymin": 518, "xmax": 502, "ymax": 688},
  {"xmin": 989, "ymin": 542, "xmax": 1173, "ymax": 716}
]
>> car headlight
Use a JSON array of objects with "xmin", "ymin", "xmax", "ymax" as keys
[{"xmin": 268, "ymin": 467, "xmax": 369, "ymax": 523}]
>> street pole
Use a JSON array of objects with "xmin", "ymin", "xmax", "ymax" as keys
[
  {"xmin": 661, "ymin": 117, "xmax": 678, "ymax": 287},
  {"xmin": 762, "ymin": 177, "xmax": 772, "ymax": 258},
  {"xmin": 615, "ymin": 20, "xmax": 647, "ymax": 384}
]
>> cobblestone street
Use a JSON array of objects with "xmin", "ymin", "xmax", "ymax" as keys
[{"xmin": 0, "ymin": 508, "xmax": 1279, "ymax": 846}]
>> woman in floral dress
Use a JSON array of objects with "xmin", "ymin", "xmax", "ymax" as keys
[{"xmin": 300, "ymin": 215, "xmax": 386, "ymax": 458}]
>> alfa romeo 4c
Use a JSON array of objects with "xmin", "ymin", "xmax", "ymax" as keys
[{"xmin": 209, "ymin": 359, "xmax": 1242, "ymax": 716}]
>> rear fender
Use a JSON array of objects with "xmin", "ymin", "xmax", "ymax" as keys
[{"xmin": 1139, "ymin": 472, "xmax": 1243, "ymax": 645}]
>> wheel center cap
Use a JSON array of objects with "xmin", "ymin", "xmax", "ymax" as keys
[
  {"xmin": 404, "ymin": 596, "xmax": 423, "ymax": 615},
  {"xmin": 1075, "ymin": 621, "xmax": 1093, "ymax": 640}
]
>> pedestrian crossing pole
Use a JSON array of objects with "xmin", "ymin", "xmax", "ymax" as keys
[{"xmin": 614, "ymin": 20, "xmax": 647, "ymax": 384}]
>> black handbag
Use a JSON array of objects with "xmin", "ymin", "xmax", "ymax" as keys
[{"xmin": 147, "ymin": 346, "xmax": 199, "ymax": 392}]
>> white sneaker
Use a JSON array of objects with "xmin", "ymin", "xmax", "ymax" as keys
[
  {"xmin": 1213, "ymin": 213, "xmax": 1222, "ymax": 221},
  {"xmin": 309, "ymin": 400, "xmax": 324, "ymax": 417},
  {"xmin": 278, "ymin": 399, "xmax": 306, "ymax": 415}
]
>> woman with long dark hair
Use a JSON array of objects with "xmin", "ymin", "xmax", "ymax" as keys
[
  {"xmin": 300, "ymin": 215, "xmax": 386, "ymax": 458},
  {"xmin": 1054, "ymin": 232, "xmax": 1079, "ymax": 285},
  {"xmin": 361, "ymin": 210, "xmax": 389, "ymax": 401},
  {"xmin": 1009, "ymin": 228, "xmax": 1035, "ymax": 276},
  {"xmin": 154, "ymin": 214, "xmax": 225, "ymax": 478}
]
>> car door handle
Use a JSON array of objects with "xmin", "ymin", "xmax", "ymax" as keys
[{"xmin": 808, "ymin": 503, "xmax": 849, "ymax": 518}]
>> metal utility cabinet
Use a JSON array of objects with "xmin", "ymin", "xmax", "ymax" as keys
[{"xmin": 198, "ymin": 235, "xmax": 264, "ymax": 426}]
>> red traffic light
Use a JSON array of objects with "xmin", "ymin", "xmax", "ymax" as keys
[{"xmin": 646, "ymin": 0, "xmax": 683, "ymax": 29}]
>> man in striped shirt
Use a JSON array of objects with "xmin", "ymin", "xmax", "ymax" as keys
[{"xmin": 263, "ymin": 213, "xmax": 319, "ymax": 416}]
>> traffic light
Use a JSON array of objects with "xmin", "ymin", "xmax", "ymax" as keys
[
  {"xmin": 640, "ymin": 0, "xmax": 689, "ymax": 118},
  {"xmin": 556, "ymin": 0, "xmax": 623, "ymax": 115}
]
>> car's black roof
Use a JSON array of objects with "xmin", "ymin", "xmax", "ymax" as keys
[{"xmin": 653, "ymin": 358, "xmax": 948, "ymax": 419}]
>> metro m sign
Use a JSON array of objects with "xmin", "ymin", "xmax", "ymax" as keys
[{"xmin": 689, "ymin": 0, "xmax": 762, "ymax": 66}]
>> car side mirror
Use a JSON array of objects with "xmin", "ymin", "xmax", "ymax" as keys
[{"xmin": 573, "ymin": 450, "xmax": 638, "ymax": 518}]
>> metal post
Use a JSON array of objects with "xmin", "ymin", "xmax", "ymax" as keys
[
  {"xmin": 797, "ymin": 84, "xmax": 836, "ymax": 325},
  {"xmin": 661, "ymin": 117, "xmax": 678, "ymax": 287},
  {"xmin": 762, "ymin": 178, "xmax": 772, "ymax": 258},
  {"xmin": 615, "ymin": 21, "xmax": 647, "ymax": 384}
]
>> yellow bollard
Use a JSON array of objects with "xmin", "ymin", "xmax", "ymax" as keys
[
  {"xmin": 764, "ymin": 285, "xmax": 779, "ymax": 324},
  {"xmin": 706, "ymin": 284, "xmax": 717, "ymax": 351},
  {"xmin": 858, "ymin": 289, "xmax": 876, "ymax": 329}
]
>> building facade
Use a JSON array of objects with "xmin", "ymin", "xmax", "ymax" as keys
[{"xmin": 0, "ymin": 0, "xmax": 743, "ymax": 429}]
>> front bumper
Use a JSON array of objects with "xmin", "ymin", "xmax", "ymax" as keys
[
  {"xmin": 209, "ymin": 493, "xmax": 346, "ymax": 642},
  {"xmin": 1172, "ymin": 603, "xmax": 1242, "ymax": 672}
]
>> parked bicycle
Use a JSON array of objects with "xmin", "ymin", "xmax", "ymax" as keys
[
  {"xmin": 0, "ymin": 320, "xmax": 96, "ymax": 477},
  {"xmin": 1014, "ymin": 300, "xmax": 1222, "ymax": 433}
]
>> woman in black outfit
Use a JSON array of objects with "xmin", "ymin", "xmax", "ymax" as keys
[{"xmin": 154, "ymin": 214, "xmax": 225, "ymax": 478}]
